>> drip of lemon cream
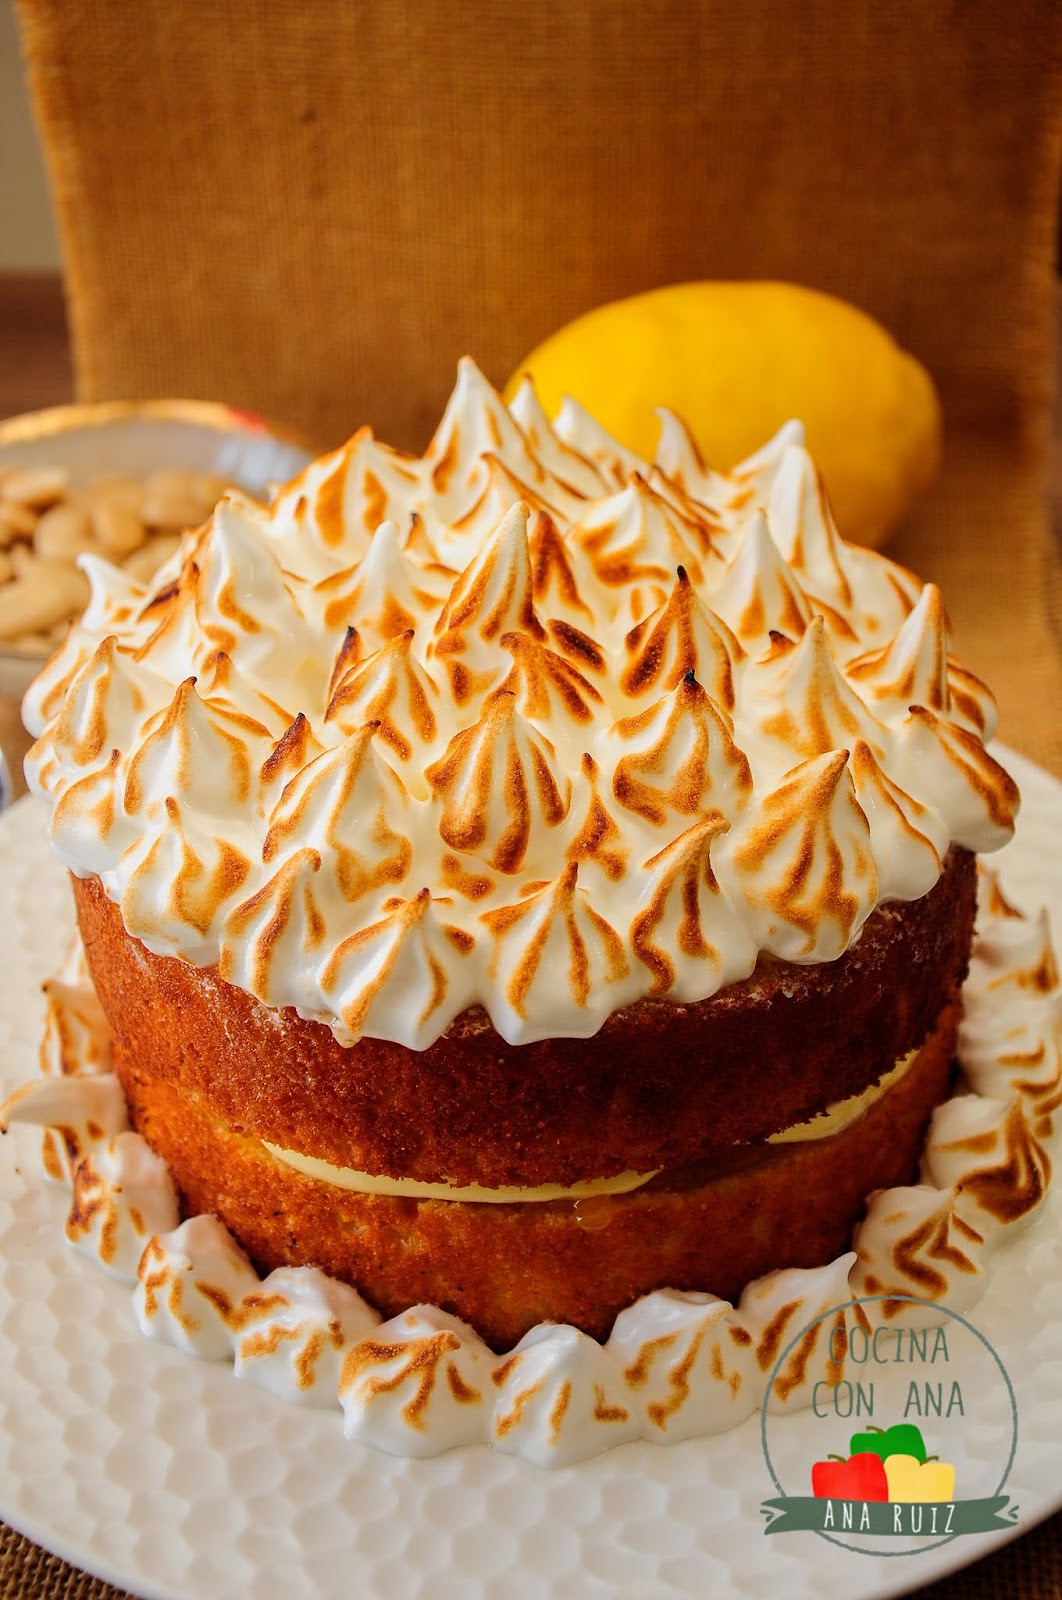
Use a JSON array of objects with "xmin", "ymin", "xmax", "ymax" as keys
[{"xmin": 263, "ymin": 1046, "xmax": 920, "ymax": 1200}]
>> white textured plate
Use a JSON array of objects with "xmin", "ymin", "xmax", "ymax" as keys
[{"xmin": 0, "ymin": 746, "xmax": 1059, "ymax": 1600}]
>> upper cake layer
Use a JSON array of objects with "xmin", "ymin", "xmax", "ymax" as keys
[{"xmin": 23, "ymin": 361, "xmax": 1018, "ymax": 1047}]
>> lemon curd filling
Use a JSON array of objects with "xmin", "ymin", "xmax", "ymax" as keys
[
  {"xmin": 259, "ymin": 1043, "xmax": 921, "ymax": 1196},
  {"xmin": 258, "ymin": 1151, "xmax": 660, "ymax": 1203},
  {"xmin": 263, "ymin": 1046, "xmax": 920, "ymax": 1201},
  {"xmin": 765, "ymin": 1047, "xmax": 918, "ymax": 1145}
]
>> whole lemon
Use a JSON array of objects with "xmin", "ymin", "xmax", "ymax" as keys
[{"xmin": 504, "ymin": 281, "xmax": 941, "ymax": 549}]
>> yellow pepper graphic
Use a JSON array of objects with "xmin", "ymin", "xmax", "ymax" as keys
[{"xmin": 884, "ymin": 1454, "xmax": 956, "ymax": 1503}]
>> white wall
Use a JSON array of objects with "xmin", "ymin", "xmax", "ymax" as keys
[{"xmin": 0, "ymin": 0, "xmax": 60, "ymax": 269}]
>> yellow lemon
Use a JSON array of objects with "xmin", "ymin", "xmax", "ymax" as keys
[{"xmin": 504, "ymin": 281, "xmax": 942, "ymax": 549}]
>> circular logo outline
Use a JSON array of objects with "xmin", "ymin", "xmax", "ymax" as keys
[{"xmin": 759, "ymin": 1293, "xmax": 1018, "ymax": 1558}]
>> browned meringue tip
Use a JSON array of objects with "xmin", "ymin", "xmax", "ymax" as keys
[{"xmin": 978, "ymin": 865, "xmax": 1025, "ymax": 922}]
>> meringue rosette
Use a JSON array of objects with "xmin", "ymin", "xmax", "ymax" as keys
[{"xmin": 23, "ymin": 360, "xmax": 1016, "ymax": 1045}]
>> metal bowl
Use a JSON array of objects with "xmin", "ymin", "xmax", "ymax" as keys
[{"xmin": 0, "ymin": 399, "xmax": 318, "ymax": 794}]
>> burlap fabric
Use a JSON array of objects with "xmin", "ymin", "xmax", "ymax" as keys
[
  {"xmin": 17, "ymin": 0, "xmax": 1062, "ymax": 772},
  {"xmin": 6, "ymin": 1, "xmax": 1062, "ymax": 1595}
]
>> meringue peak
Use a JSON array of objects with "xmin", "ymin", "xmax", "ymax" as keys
[
  {"xmin": 271, "ymin": 427, "xmax": 421, "ymax": 558},
  {"xmin": 768, "ymin": 444, "xmax": 853, "ymax": 609},
  {"xmin": 507, "ymin": 377, "xmax": 606, "ymax": 498},
  {"xmin": 481, "ymin": 865, "xmax": 630, "ymax": 1040},
  {"xmin": 893, "ymin": 706, "xmax": 1019, "ymax": 852},
  {"xmin": 609, "ymin": 675, "xmax": 753, "ymax": 828},
  {"xmin": 434, "ymin": 501, "xmax": 541, "ymax": 640},
  {"xmin": 326, "ymin": 630, "xmax": 441, "ymax": 766},
  {"xmin": 758, "ymin": 615, "xmax": 886, "ymax": 765},
  {"xmin": 847, "ymin": 739, "xmax": 946, "ymax": 902},
  {"xmin": 430, "ymin": 503, "xmax": 544, "ymax": 701},
  {"xmin": 566, "ymin": 752, "xmax": 630, "ymax": 884},
  {"xmin": 723, "ymin": 750, "xmax": 878, "ymax": 961},
  {"xmin": 567, "ymin": 476, "xmax": 712, "ymax": 628},
  {"xmin": 263, "ymin": 725, "xmax": 413, "ymax": 904},
  {"xmin": 846, "ymin": 583, "xmax": 949, "ymax": 714},
  {"xmin": 492, "ymin": 630, "xmax": 604, "ymax": 734},
  {"xmin": 326, "ymin": 625, "xmax": 361, "ymax": 702},
  {"xmin": 259, "ymin": 713, "xmax": 326, "ymax": 807},
  {"xmin": 450, "ymin": 453, "xmax": 563, "ymax": 544},
  {"xmin": 621, "ymin": 568, "xmax": 741, "ymax": 708},
  {"xmin": 729, "ymin": 419, "xmax": 806, "ymax": 496},
  {"xmin": 632, "ymin": 816, "xmax": 757, "ymax": 999},
  {"xmin": 124, "ymin": 677, "xmax": 271, "ymax": 819},
  {"xmin": 652, "ymin": 409, "xmax": 728, "ymax": 512},
  {"xmin": 220, "ymin": 846, "xmax": 327, "ymax": 1006},
  {"xmin": 553, "ymin": 396, "xmax": 648, "ymax": 487},
  {"xmin": 712, "ymin": 513, "xmax": 812, "ymax": 648},
  {"xmin": 528, "ymin": 509, "xmax": 596, "ymax": 623},
  {"xmin": 118, "ymin": 793, "xmax": 253, "ymax": 962},
  {"xmin": 426, "ymin": 693, "xmax": 570, "ymax": 874},
  {"xmin": 195, "ymin": 499, "xmax": 314, "ymax": 671},
  {"xmin": 80, "ymin": 551, "xmax": 148, "ymax": 635},
  {"xmin": 314, "ymin": 520, "xmax": 424, "ymax": 647},
  {"xmin": 320, "ymin": 888, "xmax": 465, "ymax": 1047},
  {"xmin": 426, "ymin": 359, "xmax": 545, "ymax": 506},
  {"xmin": 50, "ymin": 636, "xmax": 163, "ymax": 773}
]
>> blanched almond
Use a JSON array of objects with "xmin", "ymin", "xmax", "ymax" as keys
[
  {"xmin": 0, "ymin": 465, "xmax": 69, "ymax": 509},
  {"xmin": 90, "ymin": 498, "xmax": 145, "ymax": 557},
  {"xmin": 0, "ymin": 465, "xmax": 232, "ymax": 640},
  {"xmin": 9, "ymin": 543, "xmax": 34, "ymax": 577},
  {"xmin": 34, "ymin": 502, "xmax": 96, "ymax": 562},
  {"xmin": 84, "ymin": 475, "xmax": 143, "ymax": 511},
  {"xmin": 122, "ymin": 533, "xmax": 182, "ymax": 583},
  {"xmin": 0, "ymin": 502, "xmax": 38, "ymax": 544},
  {"xmin": 0, "ymin": 562, "xmax": 90, "ymax": 639},
  {"xmin": 141, "ymin": 490, "xmax": 212, "ymax": 530},
  {"xmin": 190, "ymin": 472, "xmax": 228, "ymax": 504},
  {"xmin": 140, "ymin": 468, "xmax": 223, "ymax": 530}
]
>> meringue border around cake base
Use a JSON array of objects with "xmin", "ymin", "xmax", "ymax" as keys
[{"xmin": 0, "ymin": 864, "xmax": 1056, "ymax": 1468}]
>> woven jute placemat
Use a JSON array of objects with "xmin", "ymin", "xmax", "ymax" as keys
[{"xmin": 2, "ymin": 1506, "xmax": 1061, "ymax": 1598}]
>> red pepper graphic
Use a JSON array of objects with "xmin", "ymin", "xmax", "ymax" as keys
[{"xmin": 811, "ymin": 1452, "xmax": 889, "ymax": 1501}]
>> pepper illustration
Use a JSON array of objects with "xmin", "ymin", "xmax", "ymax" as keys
[
  {"xmin": 849, "ymin": 1423, "xmax": 927, "ymax": 1463},
  {"xmin": 884, "ymin": 1453, "xmax": 956, "ymax": 1503},
  {"xmin": 811, "ymin": 1452, "xmax": 889, "ymax": 1501}
]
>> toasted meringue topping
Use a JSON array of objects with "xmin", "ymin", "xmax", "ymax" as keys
[
  {"xmin": 23, "ymin": 362, "xmax": 1019, "ymax": 1048},
  {"xmin": 720, "ymin": 750, "xmax": 878, "ymax": 962}
]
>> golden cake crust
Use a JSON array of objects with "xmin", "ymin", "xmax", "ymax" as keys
[
  {"xmin": 112, "ymin": 1003, "xmax": 957, "ymax": 1349},
  {"xmin": 73, "ymin": 847, "xmax": 974, "ymax": 1187}
]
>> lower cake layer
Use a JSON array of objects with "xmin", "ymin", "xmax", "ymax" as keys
[{"xmin": 113, "ymin": 1002, "xmax": 957, "ymax": 1349}]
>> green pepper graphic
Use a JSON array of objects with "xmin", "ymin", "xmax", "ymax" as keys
[{"xmin": 848, "ymin": 1423, "xmax": 927, "ymax": 1463}]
